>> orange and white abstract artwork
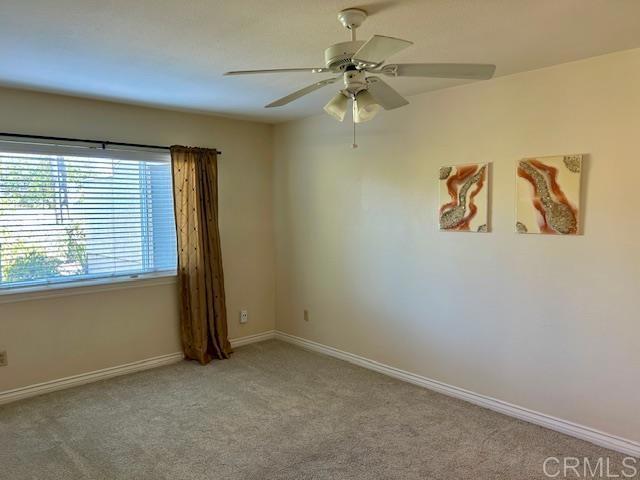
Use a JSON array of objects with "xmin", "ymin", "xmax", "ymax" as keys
[
  {"xmin": 516, "ymin": 155, "xmax": 582, "ymax": 235},
  {"xmin": 439, "ymin": 163, "xmax": 488, "ymax": 232}
]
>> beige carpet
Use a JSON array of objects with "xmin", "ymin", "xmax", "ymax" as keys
[{"xmin": 1, "ymin": 340, "xmax": 636, "ymax": 479}]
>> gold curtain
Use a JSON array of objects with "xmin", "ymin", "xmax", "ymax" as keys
[{"xmin": 170, "ymin": 146, "xmax": 232, "ymax": 364}]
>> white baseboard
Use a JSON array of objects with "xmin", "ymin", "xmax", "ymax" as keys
[
  {"xmin": 274, "ymin": 331, "xmax": 640, "ymax": 457},
  {"xmin": 230, "ymin": 330, "xmax": 276, "ymax": 348},
  {"xmin": 0, "ymin": 330, "xmax": 275, "ymax": 406},
  {"xmin": 0, "ymin": 352, "xmax": 184, "ymax": 406}
]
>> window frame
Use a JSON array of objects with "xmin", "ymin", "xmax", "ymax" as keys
[
  {"xmin": 0, "ymin": 271, "xmax": 177, "ymax": 304},
  {"xmin": 0, "ymin": 139, "xmax": 178, "ymax": 298}
]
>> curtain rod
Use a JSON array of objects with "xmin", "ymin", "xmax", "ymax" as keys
[{"xmin": 0, "ymin": 132, "xmax": 222, "ymax": 155}]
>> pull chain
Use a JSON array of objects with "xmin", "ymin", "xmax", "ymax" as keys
[{"xmin": 352, "ymin": 120, "xmax": 358, "ymax": 149}]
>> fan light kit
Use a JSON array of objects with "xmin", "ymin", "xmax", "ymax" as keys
[{"xmin": 225, "ymin": 8, "xmax": 496, "ymax": 147}]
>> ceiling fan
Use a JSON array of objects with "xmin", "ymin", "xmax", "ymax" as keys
[{"xmin": 225, "ymin": 8, "xmax": 496, "ymax": 144}]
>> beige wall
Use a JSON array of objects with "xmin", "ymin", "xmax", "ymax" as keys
[
  {"xmin": 273, "ymin": 48, "xmax": 640, "ymax": 442},
  {"xmin": 0, "ymin": 88, "xmax": 275, "ymax": 391}
]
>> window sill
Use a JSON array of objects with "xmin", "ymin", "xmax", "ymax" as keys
[{"xmin": 0, "ymin": 273, "xmax": 177, "ymax": 305}]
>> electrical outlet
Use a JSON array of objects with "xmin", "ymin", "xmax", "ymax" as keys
[
  {"xmin": 0, "ymin": 350, "xmax": 7, "ymax": 367},
  {"xmin": 240, "ymin": 309, "xmax": 248, "ymax": 324},
  {"xmin": 304, "ymin": 310, "xmax": 310, "ymax": 322}
]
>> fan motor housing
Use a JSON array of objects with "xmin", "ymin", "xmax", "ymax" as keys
[
  {"xmin": 324, "ymin": 41, "xmax": 365, "ymax": 72},
  {"xmin": 342, "ymin": 70, "xmax": 367, "ymax": 96}
]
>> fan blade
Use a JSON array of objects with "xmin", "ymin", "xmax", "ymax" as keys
[
  {"xmin": 265, "ymin": 77, "xmax": 341, "ymax": 108},
  {"xmin": 365, "ymin": 77, "xmax": 409, "ymax": 110},
  {"xmin": 381, "ymin": 63, "xmax": 496, "ymax": 80},
  {"xmin": 353, "ymin": 35, "xmax": 413, "ymax": 66},
  {"xmin": 225, "ymin": 68, "xmax": 329, "ymax": 76}
]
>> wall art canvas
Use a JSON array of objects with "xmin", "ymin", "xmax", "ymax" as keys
[
  {"xmin": 516, "ymin": 155, "xmax": 582, "ymax": 235},
  {"xmin": 439, "ymin": 163, "xmax": 488, "ymax": 232}
]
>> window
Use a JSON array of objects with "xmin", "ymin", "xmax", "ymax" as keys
[{"xmin": 0, "ymin": 140, "xmax": 177, "ymax": 292}]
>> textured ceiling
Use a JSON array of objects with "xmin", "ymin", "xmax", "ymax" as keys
[{"xmin": 2, "ymin": 0, "xmax": 640, "ymax": 123}]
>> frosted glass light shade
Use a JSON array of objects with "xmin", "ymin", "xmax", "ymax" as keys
[
  {"xmin": 353, "ymin": 90, "xmax": 380, "ymax": 123},
  {"xmin": 323, "ymin": 92, "xmax": 349, "ymax": 122}
]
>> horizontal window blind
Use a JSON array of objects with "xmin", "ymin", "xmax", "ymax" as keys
[{"xmin": 0, "ymin": 141, "xmax": 177, "ymax": 291}]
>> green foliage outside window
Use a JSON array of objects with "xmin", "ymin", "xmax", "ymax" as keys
[
  {"xmin": 0, "ymin": 156, "xmax": 90, "ymax": 283},
  {"xmin": 64, "ymin": 224, "xmax": 89, "ymax": 274},
  {"xmin": 2, "ymin": 249, "xmax": 62, "ymax": 283}
]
